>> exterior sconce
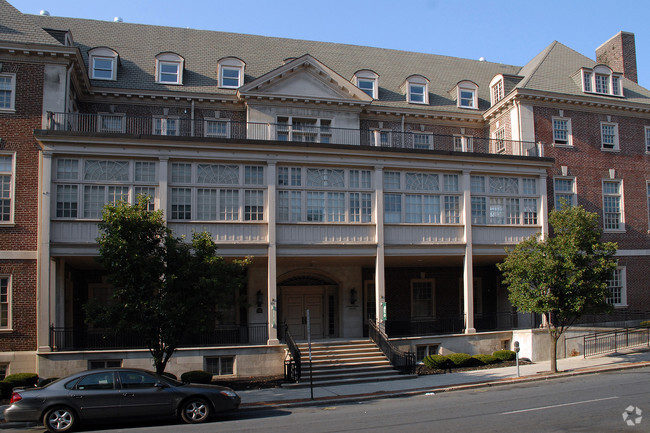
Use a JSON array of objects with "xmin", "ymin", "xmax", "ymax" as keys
[
  {"xmin": 256, "ymin": 290, "xmax": 263, "ymax": 313},
  {"xmin": 350, "ymin": 288, "xmax": 358, "ymax": 305}
]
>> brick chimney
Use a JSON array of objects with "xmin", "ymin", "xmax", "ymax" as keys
[{"xmin": 596, "ymin": 31, "xmax": 638, "ymax": 83}]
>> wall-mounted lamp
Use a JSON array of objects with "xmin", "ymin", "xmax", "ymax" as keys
[
  {"xmin": 256, "ymin": 290, "xmax": 263, "ymax": 313},
  {"xmin": 350, "ymin": 288, "xmax": 358, "ymax": 305}
]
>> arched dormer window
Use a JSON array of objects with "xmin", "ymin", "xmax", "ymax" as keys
[
  {"xmin": 454, "ymin": 80, "xmax": 479, "ymax": 109},
  {"xmin": 155, "ymin": 52, "xmax": 184, "ymax": 85},
  {"xmin": 218, "ymin": 57, "xmax": 246, "ymax": 89},
  {"xmin": 401, "ymin": 75, "xmax": 429, "ymax": 104},
  {"xmin": 490, "ymin": 74, "xmax": 505, "ymax": 105},
  {"xmin": 581, "ymin": 65, "xmax": 623, "ymax": 96},
  {"xmin": 353, "ymin": 70, "xmax": 379, "ymax": 99},
  {"xmin": 88, "ymin": 47, "xmax": 119, "ymax": 81}
]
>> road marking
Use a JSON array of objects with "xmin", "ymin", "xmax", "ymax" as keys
[{"xmin": 501, "ymin": 396, "xmax": 619, "ymax": 415}]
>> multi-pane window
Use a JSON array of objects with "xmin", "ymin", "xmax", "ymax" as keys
[
  {"xmin": 552, "ymin": 118, "xmax": 572, "ymax": 145},
  {"xmin": 220, "ymin": 67, "xmax": 241, "ymax": 88},
  {"xmin": 603, "ymin": 180, "xmax": 623, "ymax": 230},
  {"xmin": 91, "ymin": 57, "xmax": 115, "ymax": 80},
  {"xmin": 583, "ymin": 71, "xmax": 592, "ymax": 92},
  {"xmin": 459, "ymin": 89, "xmax": 476, "ymax": 108},
  {"xmin": 606, "ymin": 268, "xmax": 626, "ymax": 306},
  {"xmin": 278, "ymin": 167, "xmax": 302, "ymax": 187},
  {"xmin": 54, "ymin": 159, "xmax": 157, "ymax": 219},
  {"xmin": 493, "ymin": 128, "xmax": 506, "ymax": 153},
  {"xmin": 491, "ymin": 80, "xmax": 504, "ymax": 105},
  {"xmin": 0, "ymin": 74, "xmax": 16, "ymax": 111},
  {"xmin": 554, "ymin": 178, "xmax": 576, "ymax": 209},
  {"xmin": 409, "ymin": 84, "xmax": 426, "ymax": 103},
  {"xmin": 349, "ymin": 192, "xmax": 372, "ymax": 223},
  {"xmin": 647, "ymin": 182, "xmax": 650, "ymax": 230},
  {"xmin": 357, "ymin": 78, "xmax": 376, "ymax": 98},
  {"xmin": 157, "ymin": 61, "xmax": 181, "ymax": 84},
  {"xmin": 612, "ymin": 76, "xmax": 621, "ymax": 96},
  {"xmin": 370, "ymin": 130, "xmax": 391, "ymax": 147},
  {"xmin": 645, "ymin": 126, "xmax": 650, "ymax": 153},
  {"xmin": 413, "ymin": 133, "xmax": 432, "ymax": 150},
  {"xmin": 204, "ymin": 119, "xmax": 230, "ymax": 138},
  {"xmin": 278, "ymin": 190, "xmax": 301, "ymax": 222},
  {"xmin": 411, "ymin": 279, "xmax": 434, "ymax": 318},
  {"xmin": 169, "ymin": 163, "xmax": 264, "ymax": 221},
  {"xmin": 205, "ymin": 356, "xmax": 234, "ymax": 375},
  {"xmin": 454, "ymin": 136, "xmax": 473, "ymax": 152},
  {"xmin": 0, "ymin": 276, "xmax": 9, "ymax": 329},
  {"xmin": 600, "ymin": 123, "xmax": 618, "ymax": 150},
  {"xmin": 384, "ymin": 193, "xmax": 402, "ymax": 223},
  {"xmin": 277, "ymin": 117, "xmax": 331, "ymax": 143},
  {"xmin": 98, "ymin": 114, "xmax": 125, "ymax": 133},
  {"xmin": 470, "ymin": 175, "xmax": 539, "ymax": 226},
  {"xmin": 0, "ymin": 155, "xmax": 14, "ymax": 222},
  {"xmin": 583, "ymin": 68, "xmax": 622, "ymax": 96},
  {"xmin": 153, "ymin": 117, "xmax": 178, "ymax": 136},
  {"xmin": 595, "ymin": 74, "xmax": 609, "ymax": 94}
]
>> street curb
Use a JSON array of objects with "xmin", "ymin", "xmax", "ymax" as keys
[{"xmin": 239, "ymin": 360, "xmax": 650, "ymax": 410}]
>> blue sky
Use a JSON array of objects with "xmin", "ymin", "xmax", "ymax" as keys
[{"xmin": 9, "ymin": 0, "xmax": 650, "ymax": 88}]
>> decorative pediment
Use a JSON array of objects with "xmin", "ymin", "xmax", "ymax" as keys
[{"xmin": 238, "ymin": 54, "xmax": 372, "ymax": 105}]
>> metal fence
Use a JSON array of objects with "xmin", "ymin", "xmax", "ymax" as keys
[
  {"xmin": 283, "ymin": 323, "xmax": 302, "ymax": 383},
  {"xmin": 369, "ymin": 319, "xmax": 416, "ymax": 373},
  {"xmin": 583, "ymin": 327, "xmax": 650, "ymax": 357}
]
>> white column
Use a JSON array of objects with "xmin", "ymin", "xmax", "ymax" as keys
[
  {"xmin": 374, "ymin": 167, "xmax": 386, "ymax": 328},
  {"xmin": 266, "ymin": 163, "xmax": 279, "ymax": 344},
  {"xmin": 37, "ymin": 152, "xmax": 53, "ymax": 352},
  {"xmin": 539, "ymin": 173, "xmax": 549, "ymax": 240},
  {"xmin": 158, "ymin": 157, "xmax": 169, "ymax": 222},
  {"xmin": 462, "ymin": 171, "xmax": 475, "ymax": 334}
]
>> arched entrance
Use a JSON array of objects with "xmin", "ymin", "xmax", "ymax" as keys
[{"xmin": 279, "ymin": 274, "xmax": 339, "ymax": 341}]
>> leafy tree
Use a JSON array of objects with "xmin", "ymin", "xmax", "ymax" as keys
[
  {"xmin": 497, "ymin": 204, "xmax": 617, "ymax": 373},
  {"xmin": 87, "ymin": 196, "xmax": 249, "ymax": 374}
]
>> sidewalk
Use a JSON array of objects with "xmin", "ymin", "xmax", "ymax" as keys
[{"xmin": 238, "ymin": 347, "xmax": 650, "ymax": 409}]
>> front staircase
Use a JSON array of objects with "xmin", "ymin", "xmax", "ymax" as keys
[{"xmin": 282, "ymin": 339, "xmax": 417, "ymax": 388}]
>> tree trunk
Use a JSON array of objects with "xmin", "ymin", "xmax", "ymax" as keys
[{"xmin": 550, "ymin": 332, "xmax": 558, "ymax": 373}]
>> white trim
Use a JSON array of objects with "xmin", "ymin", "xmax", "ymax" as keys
[
  {"xmin": 0, "ymin": 275, "xmax": 11, "ymax": 331},
  {"xmin": 580, "ymin": 66, "xmax": 624, "ymax": 97},
  {"xmin": 218, "ymin": 57, "xmax": 245, "ymax": 89},
  {"xmin": 456, "ymin": 81, "xmax": 478, "ymax": 110},
  {"xmin": 645, "ymin": 126, "xmax": 650, "ymax": 154},
  {"xmin": 606, "ymin": 266, "xmax": 627, "ymax": 307},
  {"xmin": 403, "ymin": 75, "xmax": 429, "ymax": 105},
  {"xmin": 204, "ymin": 118, "xmax": 231, "ymax": 138},
  {"xmin": 354, "ymin": 70, "xmax": 379, "ymax": 99},
  {"xmin": 600, "ymin": 121, "xmax": 619, "ymax": 151},
  {"xmin": 97, "ymin": 113, "xmax": 126, "ymax": 133},
  {"xmin": 0, "ymin": 251, "xmax": 37, "ymax": 260},
  {"xmin": 0, "ymin": 152, "xmax": 16, "ymax": 224},
  {"xmin": 0, "ymin": 73, "xmax": 16, "ymax": 112},
  {"xmin": 602, "ymin": 178, "xmax": 625, "ymax": 232},
  {"xmin": 88, "ymin": 48, "xmax": 118, "ymax": 81},
  {"xmin": 155, "ymin": 53, "xmax": 184, "ymax": 85},
  {"xmin": 552, "ymin": 116, "xmax": 572, "ymax": 146}
]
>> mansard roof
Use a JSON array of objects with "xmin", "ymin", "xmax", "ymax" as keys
[{"xmin": 0, "ymin": 0, "xmax": 60, "ymax": 45}]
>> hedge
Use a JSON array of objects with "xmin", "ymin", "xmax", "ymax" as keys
[
  {"xmin": 422, "ymin": 354, "xmax": 451, "ymax": 370},
  {"xmin": 446, "ymin": 353, "xmax": 476, "ymax": 368},
  {"xmin": 493, "ymin": 350, "xmax": 516, "ymax": 361},
  {"xmin": 472, "ymin": 354, "xmax": 498, "ymax": 365},
  {"xmin": 180, "ymin": 370, "xmax": 213, "ymax": 384},
  {"xmin": 1, "ymin": 373, "xmax": 39, "ymax": 399}
]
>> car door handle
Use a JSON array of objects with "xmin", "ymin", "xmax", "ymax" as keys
[{"xmin": 71, "ymin": 395, "xmax": 83, "ymax": 399}]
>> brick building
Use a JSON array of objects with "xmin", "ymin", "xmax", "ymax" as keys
[{"xmin": 0, "ymin": 0, "xmax": 648, "ymax": 378}]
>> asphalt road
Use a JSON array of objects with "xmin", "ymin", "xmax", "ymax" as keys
[{"xmin": 4, "ymin": 368, "xmax": 649, "ymax": 432}]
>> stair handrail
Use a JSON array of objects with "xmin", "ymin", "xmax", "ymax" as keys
[
  {"xmin": 283, "ymin": 323, "xmax": 301, "ymax": 382},
  {"xmin": 368, "ymin": 319, "xmax": 416, "ymax": 374}
]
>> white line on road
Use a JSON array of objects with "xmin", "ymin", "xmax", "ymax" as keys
[{"xmin": 501, "ymin": 396, "xmax": 619, "ymax": 415}]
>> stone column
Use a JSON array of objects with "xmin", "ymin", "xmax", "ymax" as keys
[
  {"xmin": 374, "ymin": 167, "xmax": 386, "ymax": 329},
  {"xmin": 266, "ymin": 163, "xmax": 279, "ymax": 344},
  {"xmin": 462, "ymin": 171, "xmax": 475, "ymax": 334},
  {"xmin": 37, "ymin": 152, "xmax": 53, "ymax": 352}
]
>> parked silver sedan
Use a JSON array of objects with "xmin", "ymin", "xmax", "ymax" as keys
[{"xmin": 3, "ymin": 368, "xmax": 240, "ymax": 432}]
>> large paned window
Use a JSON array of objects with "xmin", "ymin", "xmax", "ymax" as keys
[
  {"xmin": 384, "ymin": 171, "xmax": 461, "ymax": 224},
  {"xmin": 413, "ymin": 133, "xmax": 432, "ymax": 150},
  {"xmin": 554, "ymin": 178, "xmax": 576, "ymax": 209},
  {"xmin": 552, "ymin": 117, "xmax": 572, "ymax": 146},
  {"xmin": 493, "ymin": 128, "xmax": 506, "ymax": 153},
  {"xmin": 153, "ymin": 117, "xmax": 179, "ymax": 136},
  {"xmin": 0, "ymin": 276, "xmax": 10, "ymax": 329},
  {"xmin": 205, "ymin": 356, "xmax": 234, "ymax": 375},
  {"xmin": 606, "ymin": 268, "xmax": 626, "ymax": 306},
  {"xmin": 454, "ymin": 136, "xmax": 473, "ymax": 152},
  {"xmin": 470, "ymin": 175, "xmax": 539, "ymax": 226},
  {"xmin": 169, "ymin": 163, "xmax": 264, "ymax": 222},
  {"xmin": 0, "ymin": 74, "xmax": 16, "ymax": 111},
  {"xmin": 0, "ymin": 154, "xmax": 14, "ymax": 223},
  {"xmin": 602, "ymin": 180, "xmax": 623, "ymax": 230},
  {"xmin": 53, "ymin": 158, "xmax": 157, "ymax": 219},
  {"xmin": 645, "ymin": 126, "xmax": 650, "ymax": 153},
  {"xmin": 204, "ymin": 119, "xmax": 230, "ymax": 138},
  {"xmin": 155, "ymin": 53, "xmax": 184, "ymax": 85},
  {"xmin": 370, "ymin": 130, "xmax": 391, "ymax": 147},
  {"xmin": 277, "ymin": 117, "xmax": 331, "ymax": 143},
  {"xmin": 98, "ymin": 113, "xmax": 125, "ymax": 133},
  {"xmin": 277, "ymin": 167, "xmax": 372, "ymax": 223},
  {"xmin": 411, "ymin": 279, "xmax": 435, "ymax": 318},
  {"xmin": 600, "ymin": 122, "xmax": 619, "ymax": 150},
  {"xmin": 647, "ymin": 182, "xmax": 650, "ymax": 230}
]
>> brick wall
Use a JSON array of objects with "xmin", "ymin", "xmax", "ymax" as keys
[{"xmin": 596, "ymin": 32, "xmax": 638, "ymax": 84}]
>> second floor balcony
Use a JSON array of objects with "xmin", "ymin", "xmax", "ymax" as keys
[{"xmin": 46, "ymin": 112, "xmax": 542, "ymax": 157}]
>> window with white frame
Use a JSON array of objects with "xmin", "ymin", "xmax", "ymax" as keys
[
  {"xmin": 554, "ymin": 177, "xmax": 576, "ymax": 209},
  {"xmin": 470, "ymin": 175, "xmax": 539, "ymax": 226},
  {"xmin": 403, "ymin": 75, "xmax": 429, "ymax": 104},
  {"xmin": 0, "ymin": 154, "xmax": 14, "ymax": 223},
  {"xmin": 645, "ymin": 126, "xmax": 650, "ymax": 153},
  {"xmin": 384, "ymin": 171, "xmax": 461, "ymax": 224},
  {"xmin": 277, "ymin": 167, "xmax": 371, "ymax": 223},
  {"xmin": 370, "ymin": 129, "xmax": 391, "ymax": 147},
  {"xmin": 456, "ymin": 81, "xmax": 478, "ymax": 109},
  {"xmin": 277, "ymin": 116, "xmax": 331, "ymax": 143},
  {"xmin": 169, "ymin": 162, "xmax": 264, "ymax": 222},
  {"xmin": 453, "ymin": 135, "xmax": 473, "ymax": 152},
  {"xmin": 581, "ymin": 66, "xmax": 623, "ymax": 96},
  {"xmin": 53, "ymin": 158, "xmax": 157, "ymax": 219},
  {"xmin": 205, "ymin": 356, "xmax": 234, "ymax": 375},
  {"xmin": 98, "ymin": 113, "xmax": 125, "ymax": 133},
  {"xmin": 88, "ymin": 48, "xmax": 119, "ymax": 81},
  {"xmin": 218, "ymin": 57, "xmax": 245, "ymax": 89},
  {"xmin": 493, "ymin": 128, "xmax": 506, "ymax": 153},
  {"xmin": 413, "ymin": 133, "xmax": 432, "ymax": 150},
  {"xmin": 354, "ymin": 70, "xmax": 379, "ymax": 99},
  {"xmin": 490, "ymin": 76, "xmax": 504, "ymax": 105},
  {"xmin": 602, "ymin": 179, "xmax": 623, "ymax": 230},
  {"xmin": 0, "ymin": 276, "xmax": 10, "ymax": 329},
  {"xmin": 204, "ymin": 119, "xmax": 230, "ymax": 138},
  {"xmin": 600, "ymin": 122, "xmax": 619, "ymax": 150},
  {"xmin": 647, "ymin": 182, "xmax": 650, "ymax": 230},
  {"xmin": 416, "ymin": 344, "xmax": 439, "ymax": 362},
  {"xmin": 155, "ymin": 53, "xmax": 184, "ymax": 85},
  {"xmin": 606, "ymin": 267, "xmax": 626, "ymax": 306},
  {"xmin": 552, "ymin": 117, "xmax": 572, "ymax": 146},
  {"xmin": 0, "ymin": 73, "xmax": 16, "ymax": 111},
  {"xmin": 153, "ymin": 117, "xmax": 179, "ymax": 136},
  {"xmin": 411, "ymin": 279, "xmax": 435, "ymax": 318},
  {"xmin": 583, "ymin": 71, "xmax": 592, "ymax": 92}
]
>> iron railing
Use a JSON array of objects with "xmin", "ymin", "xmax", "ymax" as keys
[
  {"xmin": 583, "ymin": 327, "xmax": 650, "ymax": 357},
  {"xmin": 369, "ymin": 319, "xmax": 416, "ymax": 373},
  {"xmin": 283, "ymin": 323, "xmax": 301, "ymax": 383},
  {"xmin": 49, "ymin": 323, "xmax": 268, "ymax": 351},
  {"xmin": 45, "ymin": 111, "xmax": 542, "ymax": 157}
]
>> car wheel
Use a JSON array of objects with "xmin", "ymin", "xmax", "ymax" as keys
[
  {"xmin": 43, "ymin": 406, "xmax": 76, "ymax": 433},
  {"xmin": 181, "ymin": 397, "xmax": 212, "ymax": 424}
]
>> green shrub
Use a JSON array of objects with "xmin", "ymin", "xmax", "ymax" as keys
[
  {"xmin": 180, "ymin": 370, "xmax": 213, "ymax": 384},
  {"xmin": 447, "ymin": 353, "xmax": 476, "ymax": 368},
  {"xmin": 1, "ymin": 373, "xmax": 39, "ymax": 398},
  {"xmin": 639, "ymin": 321, "xmax": 650, "ymax": 328},
  {"xmin": 422, "ymin": 354, "xmax": 450, "ymax": 369},
  {"xmin": 472, "ymin": 354, "xmax": 498, "ymax": 366},
  {"xmin": 493, "ymin": 350, "xmax": 516, "ymax": 361}
]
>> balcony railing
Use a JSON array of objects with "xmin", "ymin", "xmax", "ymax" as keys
[
  {"xmin": 45, "ymin": 112, "xmax": 542, "ymax": 157},
  {"xmin": 49, "ymin": 323, "xmax": 268, "ymax": 351}
]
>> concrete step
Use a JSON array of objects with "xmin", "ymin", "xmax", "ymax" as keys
[{"xmin": 282, "ymin": 373, "xmax": 418, "ymax": 389}]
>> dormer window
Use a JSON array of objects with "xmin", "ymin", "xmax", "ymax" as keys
[
  {"xmin": 402, "ymin": 75, "xmax": 429, "ymax": 104},
  {"xmin": 581, "ymin": 66, "xmax": 623, "ymax": 97},
  {"xmin": 455, "ymin": 81, "xmax": 479, "ymax": 109},
  {"xmin": 353, "ymin": 70, "xmax": 379, "ymax": 99},
  {"xmin": 490, "ymin": 75, "xmax": 505, "ymax": 105},
  {"xmin": 218, "ymin": 57, "xmax": 246, "ymax": 89},
  {"xmin": 155, "ymin": 53, "xmax": 184, "ymax": 85},
  {"xmin": 88, "ymin": 47, "xmax": 119, "ymax": 81}
]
